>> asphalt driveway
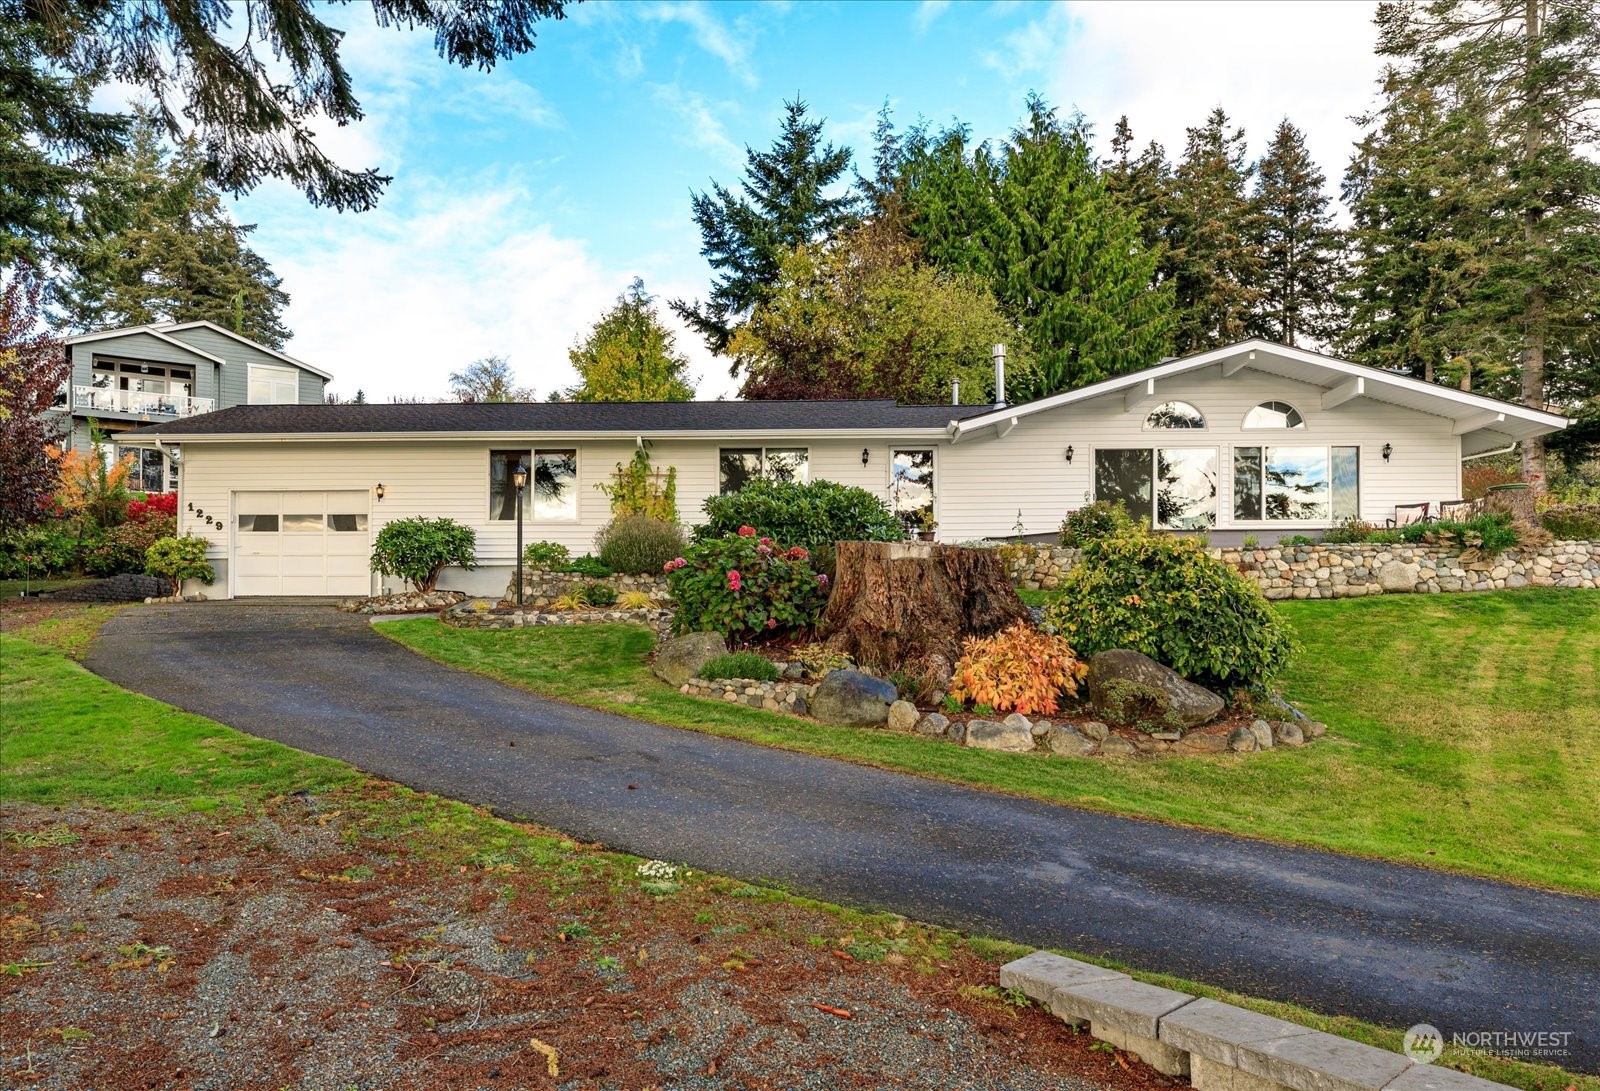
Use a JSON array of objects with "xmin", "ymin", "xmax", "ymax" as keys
[{"xmin": 86, "ymin": 603, "xmax": 1600, "ymax": 1071}]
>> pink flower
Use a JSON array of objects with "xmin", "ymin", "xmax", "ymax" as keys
[
  {"xmin": 766, "ymin": 617, "xmax": 778, "ymax": 629},
  {"xmin": 759, "ymin": 536, "xmax": 773, "ymax": 546},
  {"xmin": 756, "ymin": 543, "xmax": 772, "ymax": 555},
  {"xmin": 727, "ymin": 568, "xmax": 743, "ymax": 591},
  {"xmin": 815, "ymin": 574, "xmax": 829, "ymax": 586},
  {"xmin": 786, "ymin": 545, "xmax": 809, "ymax": 560},
  {"xmin": 737, "ymin": 526, "xmax": 757, "ymax": 537}
]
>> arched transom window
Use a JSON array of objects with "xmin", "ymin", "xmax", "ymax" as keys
[
  {"xmin": 1144, "ymin": 401, "xmax": 1206, "ymax": 429},
  {"xmin": 1243, "ymin": 401, "xmax": 1306, "ymax": 429}
]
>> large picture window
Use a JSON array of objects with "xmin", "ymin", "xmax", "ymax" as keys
[
  {"xmin": 248, "ymin": 363, "xmax": 299, "ymax": 405},
  {"xmin": 890, "ymin": 449, "xmax": 935, "ymax": 531},
  {"xmin": 718, "ymin": 447, "xmax": 809, "ymax": 495},
  {"xmin": 1094, "ymin": 447, "xmax": 1217, "ymax": 530},
  {"xmin": 490, "ymin": 449, "xmax": 579, "ymax": 521},
  {"xmin": 1233, "ymin": 446, "xmax": 1358, "ymax": 521}
]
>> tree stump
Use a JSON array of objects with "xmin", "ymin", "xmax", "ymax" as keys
[
  {"xmin": 817, "ymin": 541, "xmax": 1031, "ymax": 698},
  {"xmin": 1482, "ymin": 485, "xmax": 1536, "ymax": 525}
]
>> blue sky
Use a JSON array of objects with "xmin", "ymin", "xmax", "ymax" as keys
[{"xmin": 211, "ymin": 1, "xmax": 1384, "ymax": 402}]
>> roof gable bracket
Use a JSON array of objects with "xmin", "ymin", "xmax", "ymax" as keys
[
  {"xmin": 997, "ymin": 415, "xmax": 1020, "ymax": 438},
  {"xmin": 1320, "ymin": 376, "xmax": 1365, "ymax": 410},
  {"xmin": 1221, "ymin": 352, "xmax": 1253, "ymax": 377},
  {"xmin": 1453, "ymin": 410, "xmax": 1506, "ymax": 435},
  {"xmin": 1124, "ymin": 378, "xmax": 1158, "ymax": 413}
]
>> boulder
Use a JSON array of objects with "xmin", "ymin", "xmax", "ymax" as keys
[
  {"xmin": 1030, "ymin": 719, "xmax": 1053, "ymax": 740},
  {"xmin": 1176, "ymin": 732, "xmax": 1229, "ymax": 754},
  {"xmin": 965, "ymin": 718, "xmax": 1035, "ymax": 752},
  {"xmin": 1097, "ymin": 735, "xmax": 1138, "ymax": 758},
  {"xmin": 1085, "ymin": 649, "xmax": 1226, "ymax": 729},
  {"xmin": 1227, "ymin": 726, "xmax": 1259, "ymax": 753},
  {"xmin": 1377, "ymin": 560, "xmax": 1420, "ymax": 593},
  {"xmin": 1047, "ymin": 725, "xmax": 1096, "ymax": 756},
  {"xmin": 944, "ymin": 719, "xmax": 967, "ymax": 744},
  {"xmin": 887, "ymin": 700, "xmax": 921, "ymax": 733},
  {"xmin": 811, "ymin": 669, "xmax": 898, "ymax": 727},
  {"xmin": 652, "ymin": 631, "xmax": 728, "ymax": 687},
  {"xmin": 1273, "ymin": 721, "xmax": 1306, "ymax": 747},
  {"xmin": 1079, "ymin": 720, "xmax": 1111, "ymax": 742},
  {"xmin": 1003, "ymin": 712, "xmax": 1033, "ymax": 732},
  {"xmin": 915, "ymin": 712, "xmax": 951, "ymax": 737},
  {"xmin": 1247, "ymin": 719, "xmax": 1275, "ymax": 749},
  {"xmin": 1302, "ymin": 720, "xmax": 1328, "ymax": 739}
]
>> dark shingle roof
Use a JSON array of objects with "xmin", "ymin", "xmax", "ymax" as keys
[{"xmin": 126, "ymin": 399, "xmax": 993, "ymax": 437}]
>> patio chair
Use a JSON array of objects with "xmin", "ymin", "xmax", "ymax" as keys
[
  {"xmin": 1436, "ymin": 498, "xmax": 1477, "ymax": 522},
  {"xmin": 1386, "ymin": 502, "xmax": 1430, "ymax": 528}
]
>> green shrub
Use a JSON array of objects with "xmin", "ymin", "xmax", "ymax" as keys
[
  {"xmin": 145, "ymin": 535, "xmax": 216, "ymax": 595},
  {"xmin": 1540, "ymin": 504, "xmax": 1600, "ymax": 541},
  {"xmin": 1321, "ymin": 517, "xmax": 1376, "ymax": 545},
  {"xmin": 699, "ymin": 651, "xmax": 780, "ymax": 682},
  {"xmin": 1047, "ymin": 531, "xmax": 1295, "ymax": 691},
  {"xmin": 582, "ymin": 581, "xmax": 618, "ymax": 607},
  {"xmin": 522, "ymin": 541, "xmax": 571, "ymax": 569},
  {"xmin": 0, "ymin": 521, "xmax": 79, "ymax": 579},
  {"xmin": 696, "ymin": 479, "xmax": 902, "ymax": 573},
  {"xmin": 561, "ymin": 554, "xmax": 612, "ymax": 578},
  {"xmin": 1058, "ymin": 500, "xmax": 1144, "ymax": 548},
  {"xmin": 86, "ymin": 511, "xmax": 177, "ymax": 575},
  {"xmin": 666, "ymin": 530, "xmax": 828, "ymax": 640},
  {"xmin": 1240, "ymin": 534, "xmax": 1259, "ymax": 549},
  {"xmin": 371, "ymin": 517, "xmax": 477, "ymax": 593},
  {"xmin": 1399, "ymin": 512, "xmax": 1519, "ymax": 554},
  {"xmin": 1278, "ymin": 534, "xmax": 1318, "ymax": 546},
  {"xmin": 597, "ymin": 448, "xmax": 678, "ymax": 522},
  {"xmin": 595, "ymin": 515, "xmax": 685, "ymax": 575}
]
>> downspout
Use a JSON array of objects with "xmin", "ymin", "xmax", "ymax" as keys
[{"xmin": 1461, "ymin": 442, "xmax": 1517, "ymax": 462}]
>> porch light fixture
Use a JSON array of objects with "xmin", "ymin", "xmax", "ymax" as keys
[
  {"xmin": 1382, "ymin": 443, "xmax": 1393, "ymax": 463},
  {"xmin": 374, "ymin": 483, "xmax": 386, "ymax": 501},
  {"xmin": 861, "ymin": 448, "xmax": 870, "ymax": 467},
  {"xmin": 1064, "ymin": 445, "xmax": 1074, "ymax": 464},
  {"xmin": 512, "ymin": 462, "xmax": 530, "ymax": 608}
]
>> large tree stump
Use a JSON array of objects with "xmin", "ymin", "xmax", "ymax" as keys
[{"xmin": 817, "ymin": 541, "xmax": 1031, "ymax": 698}]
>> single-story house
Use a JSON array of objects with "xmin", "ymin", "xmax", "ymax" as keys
[{"xmin": 121, "ymin": 339, "xmax": 1571, "ymax": 599}]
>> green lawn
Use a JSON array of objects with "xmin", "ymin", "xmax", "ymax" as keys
[{"xmin": 383, "ymin": 589, "xmax": 1600, "ymax": 895}]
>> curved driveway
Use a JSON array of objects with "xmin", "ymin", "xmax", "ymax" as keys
[{"xmin": 87, "ymin": 604, "xmax": 1599, "ymax": 1072}]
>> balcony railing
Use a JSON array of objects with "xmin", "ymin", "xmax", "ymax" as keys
[{"xmin": 72, "ymin": 386, "xmax": 215, "ymax": 418}]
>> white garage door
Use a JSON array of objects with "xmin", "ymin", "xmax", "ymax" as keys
[{"xmin": 234, "ymin": 491, "xmax": 372, "ymax": 596}]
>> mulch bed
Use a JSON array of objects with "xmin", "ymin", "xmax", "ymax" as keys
[{"xmin": 1, "ymin": 790, "xmax": 1183, "ymax": 1090}]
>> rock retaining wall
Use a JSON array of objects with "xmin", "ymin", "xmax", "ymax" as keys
[
  {"xmin": 505, "ymin": 568, "xmax": 670, "ymax": 607},
  {"xmin": 443, "ymin": 599, "xmax": 673, "ymax": 634},
  {"xmin": 1003, "ymin": 541, "xmax": 1599, "ymax": 598},
  {"xmin": 679, "ymin": 676, "xmax": 818, "ymax": 715}
]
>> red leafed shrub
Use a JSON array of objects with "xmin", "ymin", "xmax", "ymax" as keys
[
  {"xmin": 127, "ymin": 492, "xmax": 178, "ymax": 520},
  {"xmin": 949, "ymin": 623, "xmax": 1088, "ymax": 716}
]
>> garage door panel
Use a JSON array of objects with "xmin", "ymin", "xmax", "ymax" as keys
[{"xmin": 232, "ymin": 491, "xmax": 371, "ymax": 597}]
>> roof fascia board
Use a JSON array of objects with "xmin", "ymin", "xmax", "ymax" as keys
[
  {"xmin": 121, "ymin": 426, "xmax": 959, "ymax": 444},
  {"xmin": 156, "ymin": 320, "xmax": 335, "ymax": 379},
  {"xmin": 62, "ymin": 325, "xmax": 227, "ymax": 365}
]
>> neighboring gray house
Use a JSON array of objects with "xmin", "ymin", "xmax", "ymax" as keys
[{"xmin": 53, "ymin": 321, "xmax": 330, "ymax": 492}]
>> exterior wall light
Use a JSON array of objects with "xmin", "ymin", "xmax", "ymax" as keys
[
  {"xmin": 1382, "ymin": 443, "xmax": 1393, "ymax": 463},
  {"xmin": 374, "ymin": 483, "xmax": 386, "ymax": 500},
  {"xmin": 861, "ymin": 448, "xmax": 870, "ymax": 466},
  {"xmin": 1065, "ymin": 445, "xmax": 1074, "ymax": 463}
]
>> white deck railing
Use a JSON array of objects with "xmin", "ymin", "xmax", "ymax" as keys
[{"xmin": 72, "ymin": 386, "xmax": 215, "ymax": 417}]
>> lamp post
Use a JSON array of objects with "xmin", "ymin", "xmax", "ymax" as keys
[{"xmin": 512, "ymin": 461, "xmax": 529, "ymax": 608}]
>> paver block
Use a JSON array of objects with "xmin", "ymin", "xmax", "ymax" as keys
[
  {"xmin": 1383, "ymin": 1065, "xmax": 1512, "ymax": 1091},
  {"xmin": 1093, "ymin": 1020, "xmax": 1191, "ymax": 1077},
  {"xmin": 1050, "ymin": 976, "xmax": 1195, "ymax": 1038},
  {"xmin": 1237, "ymin": 1030, "xmax": 1414, "ymax": 1091},
  {"xmin": 1193, "ymin": 1052, "xmax": 1298, "ymax": 1091},
  {"xmin": 998, "ymin": 951, "xmax": 1127, "ymax": 1004},
  {"xmin": 1160, "ymin": 997, "xmax": 1317, "ymax": 1066}
]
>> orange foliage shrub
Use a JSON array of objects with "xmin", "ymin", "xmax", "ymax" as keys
[
  {"xmin": 949, "ymin": 622, "xmax": 1087, "ymax": 716},
  {"xmin": 50, "ymin": 444, "xmax": 134, "ymax": 529}
]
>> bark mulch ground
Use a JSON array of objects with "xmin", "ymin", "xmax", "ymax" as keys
[{"xmin": 1, "ymin": 788, "xmax": 1181, "ymax": 1091}]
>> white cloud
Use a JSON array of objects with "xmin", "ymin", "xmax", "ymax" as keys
[
  {"xmin": 915, "ymin": 1, "xmax": 952, "ymax": 33},
  {"xmin": 650, "ymin": 83, "xmax": 745, "ymax": 166},
  {"xmin": 639, "ymin": 2, "xmax": 758, "ymax": 87}
]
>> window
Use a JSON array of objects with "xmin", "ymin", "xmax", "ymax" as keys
[
  {"xmin": 1094, "ymin": 447, "xmax": 1218, "ymax": 530},
  {"xmin": 1233, "ymin": 446, "xmax": 1359, "ymax": 521},
  {"xmin": 239, "ymin": 514, "xmax": 279, "ymax": 532},
  {"xmin": 119, "ymin": 447, "xmax": 167, "ymax": 493},
  {"xmin": 490, "ymin": 449, "xmax": 578, "ymax": 521},
  {"xmin": 283, "ymin": 513, "xmax": 324, "ymax": 532},
  {"xmin": 248, "ymin": 363, "xmax": 299, "ymax": 405},
  {"xmin": 327, "ymin": 514, "xmax": 368, "ymax": 532},
  {"xmin": 1144, "ymin": 401, "xmax": 1206, "ymax": 429},
  {"xmin": 718, "ymin": 447, "xmax": 810, "ymax": 495},
  {"xmin": 1243, "ymin": 401, "xmax": 1306, "ymax": 429},
  {"xmin": 891, "ymin": 449, "xmax": 935, "ymax": 531}
]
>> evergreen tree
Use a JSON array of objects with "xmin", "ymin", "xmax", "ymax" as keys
[
  {"xmin": 1165, "ymin": 108, "xmax": 1264, "ymax": 353},
  {"xmin": 1250, "ymin": 119, "xmax": 1343, "ymax": 347},
  {"xmin": 1372, "ymin": 0, "xmax": 1600, "ymax": 489},
  {"xmin": 57, "ymin": 113, "xmax": 291, "ymax": 346},
  {"xmin": 568, "ymin": 279, "xmax": 696, "ymax": 402},
  {"xmin": 1102, "ymin": 116, "xmax": 1172, "ymax": 272},
  {"xmin": 673, "ymin": 100, "xmax": 859, "ymax": 358},
  {"xmin": 898, "ymin": 122, "xmax": 1001, "ymax": 280}
]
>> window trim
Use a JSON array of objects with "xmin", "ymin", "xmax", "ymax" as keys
[
  {"xmin": 488, "ymin": 448, "xmax": 581, "ymax": 522},
  {"xmin": 247, "ymin": 362, "xmax": 300, "ymax": 405},
  {"xmin": 888, "ymin": 446, "xmax": 938, "ymax": 532},
  {"xmin": 1090, "ymin": 444, "xmax": 1220, "ymax": 532},
  {"xmin": 1241, "ymin": 400, "xmax": 1308, "ymax": 431},
  {"xmin": 1142, "ymin": 400, "xmax": 1208, "ymax": 431},
  {"xmin": 717, "ymin": 446, "xmax": 811, "ymax": 496},
  {"xmin": 1229, "ymin": 443, "xmax": 1360, "ymax": 525}
]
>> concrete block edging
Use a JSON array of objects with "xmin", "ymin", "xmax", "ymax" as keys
[{"xmin": 999, "ymin": 952, "xmax": 1514, "ymax": 1091}]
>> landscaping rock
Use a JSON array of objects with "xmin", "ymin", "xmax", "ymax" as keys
[
  {"xmin": 965, "ymin": 718, "xmax": 1035, "ymax": 752},
  {"xmin": 810, "ymin": 669, "xmax": 898, "ymax": 727},
  {"xmin": 1273, "ymin": 721, "xmax": 1306, "ymax": 747},
  {"xmin": 915, "ymin": 712, "xmax": 950, "ymax": 737},
  {"xmin": 1247, "ymin": 719, "xmax": 1275, "ymax": 749},
  {"xmin": 1046, "ymin": 725, "xmax": 1096, "ymax": 756},
  {"xmin": 1002, "ymin": 712, "xmax": 1032, "ymax": 733},
  {"xmin": 1097, "ymin": 735, "xmax": 1138, "ymax": 758},
  {"xmin": 945, "ymin": 719, "xmax": 967, "ymax": 744},
  {"xmin": 1030, "ymin": 719, "xmax": 1053, "ymax": 740},
  {"xmin": 1079, "ymin": 720, "xmax": 1111, "ymax": 742},
  {"xmin": 1302, "ymin": 720, "xmax": 1327, "ymax": 739},
  {"xmin": 1228, "ymin": 726, "xmax": 1260, "ymax": 753},
  {"xmin": 650, "ymin": 631, "xmax": 728, "ymax": 687},
  {"xmin": 1085, "ymin": 649, "xmax": 1225, "ymax": 729},
  {"xmin": 886, "ymin": 700, "xmax": 921, "ymax": 733},
  {"xmin": 1377, "ymin": 560, "xmax": 1421, "ymax": 592},
  {"xmin": 1176, "ymin": 732, "xmax": 1229, "ymax": 754}
]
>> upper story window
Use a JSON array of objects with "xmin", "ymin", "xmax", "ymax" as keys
[
  {"xmin": 1243, "ymin": 401, "xmax": 1305, "ymax": 429},
  {"xmin": 1144, "ymin": 401, "xmax": 1206, "ymax": 429},
  {"xmin": 719, "ymin": 447, "xmax": 809, "ymax": 495},
  {"xmin": 248, "ymin": 363, "xmax": 299, "ymax": 404}
]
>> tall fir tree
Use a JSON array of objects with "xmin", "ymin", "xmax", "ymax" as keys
[
  {"xmin": 673, "ymin": 100, "xmax": 859, "ymax": 359},
  {"xmin": 1250, "ymin": 119, "xmax": 1344, "ymax": 347},
  {"xmin": 57, "ymin": 112, "xmax": 291, "ymax": 346},
  {"xmin": 898, "ymin": 122, "xmax": 1002, "ymax": 280},
  {"xmin": 1372, "ymin": 0, "xmax": 1600, "ymax": 488},
  {"xmin": 568, "ymin": 279, "xmax": 696, "ymax": 402},
  {"xmin": 1101, "ymin": 116, "xmax": 1172, "ymax": 275},
  {"xmin": 1165, "ymin": 108, "xmax": 1264, "ymax": 354}
]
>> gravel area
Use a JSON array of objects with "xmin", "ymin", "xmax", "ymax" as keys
[{"xmin": 0, "ymin": 794, "xmax": 1165, "ymax": 1091}]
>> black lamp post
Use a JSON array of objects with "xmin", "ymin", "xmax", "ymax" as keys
[{"xmin": 512, "ymin": 461, "xmax": 529, "ymax": 607}]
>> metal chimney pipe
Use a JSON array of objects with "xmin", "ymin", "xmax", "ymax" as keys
[
  {"xmin": 992, "ymin": 344, "xmax": 1006, "ymax": 408},
  {"xmin": 952, "ymin": 379, "xmax": 960, "ymax": 405}
]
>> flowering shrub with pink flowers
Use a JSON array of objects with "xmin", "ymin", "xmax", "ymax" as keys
[{"xmin": 665, "ymin": 531, "xmax": 828, "ymax": 639}]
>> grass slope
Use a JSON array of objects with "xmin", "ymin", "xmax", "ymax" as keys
[{"xmin": 383, "ymin": 589, "xmax": 1600, "ymax": 895}]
